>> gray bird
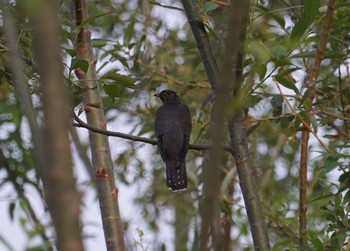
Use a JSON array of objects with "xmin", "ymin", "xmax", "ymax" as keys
[{"xmin": 154, "ymin": 90, "xmax": 192, "ymax": 191}]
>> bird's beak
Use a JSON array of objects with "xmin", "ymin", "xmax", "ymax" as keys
[{"xmin": 154, "ymin": 94, "xmax": 159, "ymax": 97}]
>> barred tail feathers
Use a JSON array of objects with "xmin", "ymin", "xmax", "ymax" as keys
[{"xmin": 165, "ymin": 160, "xmax": 187, "ymax": 191}]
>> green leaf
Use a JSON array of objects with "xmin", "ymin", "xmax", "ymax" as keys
[
  {"xmin": 278, "ymin": 67, "xmax": 300, "ymax": 76},
  {"xmin": 203, "ymin": 2, "xmax": 220, "ymax": 12},
  {"xmin": 310, "ymin": 232, "xmax": 324, "ymax": 251},
  {"xmin": 91, "ymin": 39, "xmax": 109, "ymax": 48},
  {"xmin": 63, "ymin": 47, "xmax": 76, "ymax": 57},
  {"xmin": 103, "ymin": 83, "xmax": 122, "ymax": 98},
  {"xmin": 343, "ymin": 190, "xmax": 350, "ymax": 204},
  {"xmin": 299, "ymin": 88, "xmax": 313, "ymax": 108},
  {"xmin": 271, "ymin": 95, "xmax": 283, "ymax": 117},
  {"xmin": 274, "ymin": 75, "xmax": 299, "ymax": 94},
  {"xmin": 70, "ymin": 58, "xmax": 89, "ymax": 73},
  {"xmin": 256, "ymin": 5, "xmax": 285, "ymax": 28},
  {"xmin": 255, "ymin": 64, "xmax": 267, "ymax": 80},
  {"xmin": 147, "ymin": 1, "xmax": 183, "ymax": 11},
  {"xmin": 300, "ymin": 110, "xmax": 318, "ymax": 133},
  {"xmin": 101, "ymin": 72, "xmax": 141, "ymax": 89},
  {"xmin": 339, "ymin": 172, "xmax": 350, "ymax": 183},
  {"xmin": 76, "ymin": 11, "xmax": 112, "ymax": 30},
  {"xmin": 194, "ymin": 62, "xmax": 204, "ymax": 73},
  {"xmin": 243, "ymin": 58, "xmax": 253, "ymax": 67},
  {"xmin": 26, "ymin": 245, "xmax": 49, "ymax": 251},
  {"xmin": 310, "ymin": 193, "xmax": 335, "ymax": 203},
  {"xmin": 246, "ymin": 123, "xmax": 259, "ymax": 136},
  {"xmin": 124, "ymin": 21, "xmax": 135, "ymax": 45},
  {"xmin": 291, "ymin": 50, "xmax": 344, "ymax": 59},
  {"xmin": 9, "ymin": 202, "xmax": 15, "ymax": 220},
  {"xmin": 271, "ymin": 45, "xmax": 288, "ymax": 59},
  {"xmin": 330, "ymin": 231, "xmax": 346, "ymax": 249},
  {"xmin": 290, "ymin": 0, "xmax": 320, "ymax": 47},
  {"xmin": 324, "ymin": 154, "xmax": 340, "ymax": 173}
]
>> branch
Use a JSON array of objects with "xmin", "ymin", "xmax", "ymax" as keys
[
  {"xmin": 181, "ymin": 0, "xmax": 220, "ymax": 92},
  {"xmin": 72, "ymin": 112, "xmax": 233, "ymax": 153},
  {"xmin": 182, "ymin": 0, "xmax": 271, "ymax": 249},
  {"xmin": 69, "ymin": 126, "xmax": 94, "ymax": 179},
  {"xmin": 272, "ymin": 77, "xmax": 330, "ymax": 153},
  {"xmin": 224, "ymin": 1, "xmax": 271, "ymax": 249},
  {"xmin": 29, "ymin": 0, "xmax": 84, "ymax": 249},
  {"xmin": 74, "ymin": 0, "xmax": 126, "ymax": 249},
  {"xmin": 298, "ymin": 0, "xmax": 336, "ymax": 247},
  {"xmin": 245, "ymin": 114, "xmax": 296, "ymax": 125}
]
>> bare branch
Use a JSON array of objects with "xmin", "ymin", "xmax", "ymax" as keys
[{"xmin": 73, "ymin": 112, "xmax": 232, "ymax": 152}]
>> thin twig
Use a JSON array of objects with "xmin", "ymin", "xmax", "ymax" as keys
[
  {"xmin": 317, "ymin": 108, "xmax": 350, "ymax": 121},
  {"xmin": 245, "ymin": 114, "xmax": 296, "ymax": 125},
  {"xmin": 133, "ymin": 57, "xmax": 182, "ymax": 85},
  {"xmin": 272, "ymin": 77, "xmax": 330, "ymax": 153}
]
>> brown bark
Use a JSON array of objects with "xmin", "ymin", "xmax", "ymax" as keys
[
  {"xmin": 298, "ymin": 0, "xmax": 336, "ymax": 247},
  {"xmin": 30, "ymin": 1, "xmax": 84, "ymax": 250},
  {"xmin": 74, "ymin": 0, "xmax": 126, "ymax": 250},
  {"xmin": 181, "ymin": 0, "xmax": 271, "ymax": 250}
]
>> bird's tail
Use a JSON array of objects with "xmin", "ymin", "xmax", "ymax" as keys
[{"xmin": 166, "ymin": 161, "xmax": 187, "ymax": 191}]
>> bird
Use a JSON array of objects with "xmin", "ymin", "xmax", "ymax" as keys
[{"xmin": 154, "ymin": 90, "xmax": 192, "ymax": 191}]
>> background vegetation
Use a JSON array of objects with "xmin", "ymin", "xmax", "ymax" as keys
[{"xmin": 0, "ymin": 0, "xmax": 350, "ymax": 250}]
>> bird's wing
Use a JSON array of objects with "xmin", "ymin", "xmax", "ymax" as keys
[
  {"xmin": 155, "ymin": 107, "xmax": 165, "ymax": 136},
  {"xmin": 155, "ymin": 106, "xmax": 168, "ymax": 162},
  {"xmin": 176, "ymin": 104, "xmax": 191, "ymax": 136},
  {"xmin": 178, "ymin": 104, "xmax": 192, "ymax": 162}
]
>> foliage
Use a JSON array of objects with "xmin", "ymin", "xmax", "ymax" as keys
[{"xmin": 0, "ymin": 0, "xmax": 350, "ymax": 250}]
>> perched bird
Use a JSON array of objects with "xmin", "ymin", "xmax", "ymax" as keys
[{"xmin": 154, "ymin": 90, "xmax": 192, "ymax": 191}]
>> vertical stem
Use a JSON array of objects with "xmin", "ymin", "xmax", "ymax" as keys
[
  {"xmin": 74, "ymin": 0, "xmax": 126, "ymax": 250},
  {"xmin": 299, "ymin": 131, "xmax": 309, "ymax": 247},
  {"xmin": 223, "ymin": 185, "xmax": 234, "ymax": 251},
  {"xmin": 224, "ymin": 1, "xmax": 270, "ymax": 250},
  {"xmin": 29, "ymin": 0, "xmax": 84, "ymax": 250},
  {"xmin": 181, "ymin": 0, "xmax": 271, "ymax": 249},
  {"xmin": 298, "ymin": 0, "xmax": 336, "ymax": 247},
  {"xmin": 181, "ymin": 0, "xmax": 220, "ymax": 91}
]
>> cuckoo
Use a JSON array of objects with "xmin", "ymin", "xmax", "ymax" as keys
[{"xmin": 154, "ymin": 90, "xmax": 192, "ymax": 191}]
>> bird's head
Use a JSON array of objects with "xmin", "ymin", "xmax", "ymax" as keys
[{"xmin": 154, "ymin": 90, "xmax": 179, "ymax": 104}]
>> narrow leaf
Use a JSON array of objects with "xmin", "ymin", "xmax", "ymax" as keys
[
  {"xmin": 9, "ymin": 202, "xmax": 15, "ymax": 220},
  {"xmin": 292, "ymin": 50, "xmax": 343, "ymax": 59},
  {"xmin": 102, "ymin": 72, "xmax": 141, "ymax": 89},
  {"xmin": 70, "ymin": 58, "xmax": 89, "ymax": 73},
  {"xmin": 63, "ymin": 47, "xmax": 76, "ymax": 57},
  {"xmin": 274, "ymin": 75, "xmax": 299, "ymax": 94},
  {"xmin": 255, "ymin": 64, "xmax": 267, "ymax": 80},
  {"xmin": 103, "ymin": 84, "xmax": 122, "ymax": 98},
  {"xmin": 203, "ymin": 2, "xmax": 220, "ymax": 12},
  {"xmin": 290, "ymin": 0, "xmax": 320, "ymax": 47},
  {"xmin": 124, "ymin": 21, "xmax": 135, "ymax": 45},
  {"xmin": 77, "ymin": 11, "xmax": 112, "ymax": 30},
  {"xmin": 91, "ymin": 39, "xmax": 109, "ymax": 48},
  {"xmin": 147, "ymin": 1, "xmax": 183, "ymax": 11}
]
